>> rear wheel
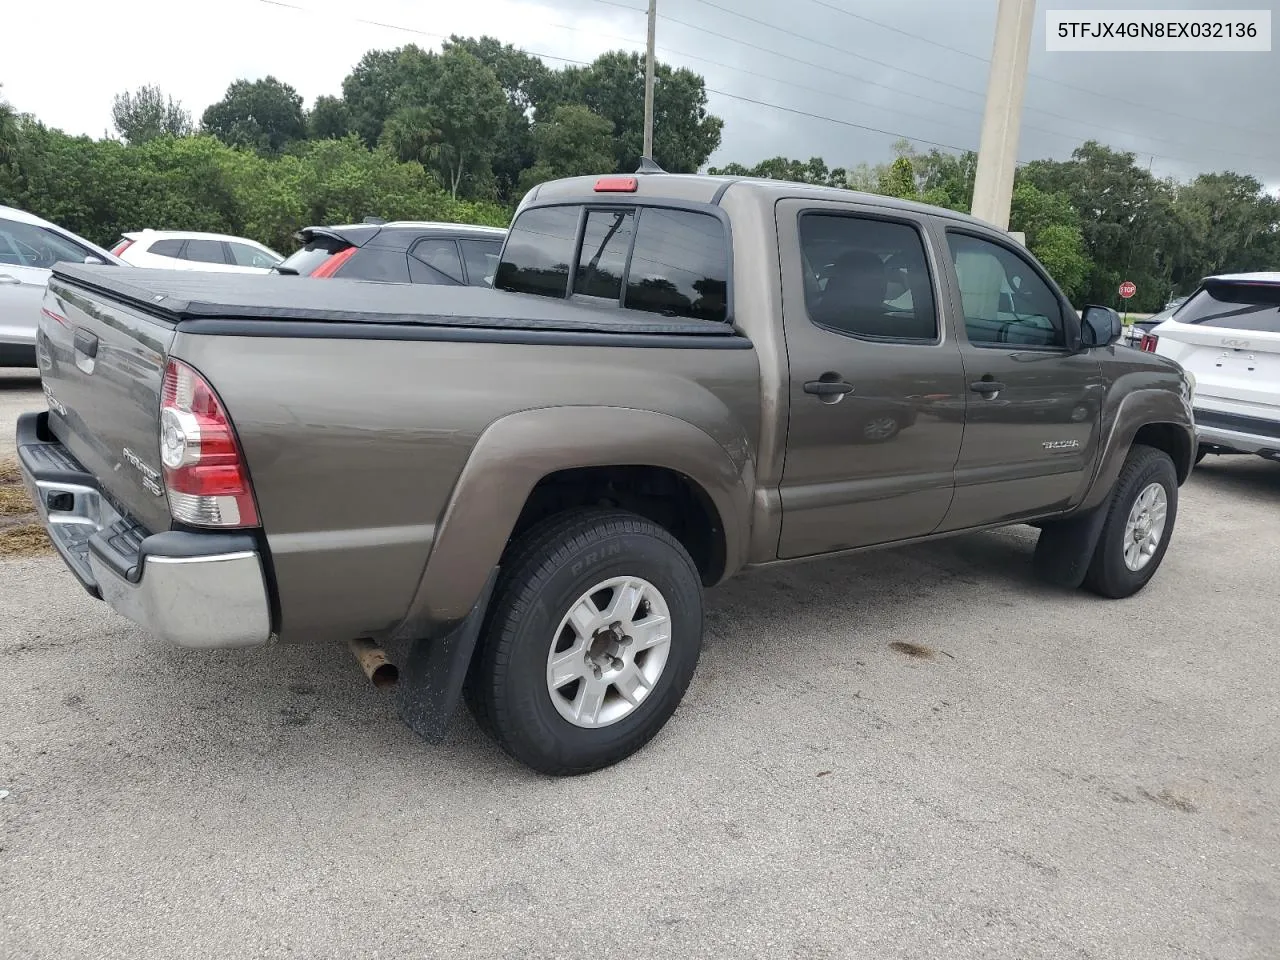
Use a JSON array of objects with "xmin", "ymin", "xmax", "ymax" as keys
[
  {"xmin": 464, "ymin": 508, "xmax": 703, "ymax": 775},
  {"xmin": 1083, "ymin": 444, "xmax": 1178, "ymax": 599}
]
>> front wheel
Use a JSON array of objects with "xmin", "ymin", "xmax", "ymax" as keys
[
  {"xmin": 1083, "ymin": 444, "xmax": 1178, "ymax": 599},
  {"xmin": 464, "ymin": 508, "xmax": 704, "ymax": 775}
]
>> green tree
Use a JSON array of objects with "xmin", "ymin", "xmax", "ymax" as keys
[
  {"xmin": 1010, "ymin": 182, "xmax": 1091, "ymax": 301},
  {"xmin": 1174, "ymin": 171, "xmax": 1278, "ymax": 284},
  {"xmin": 444, "ymin": 35, "xmax": 550, "ymax": 203},
  {"xmin": 1020, "ymin": 141, "xmax": 1178, "ymax": 310},
  {"xmin": 876, "ymin": 156, "xmax": 917, "ymax": 200},
  {"xmin": 308, "ymin": 95, "xmax": 352, "ymax": 140},
  {"xmin": 423, "ymin": 47, "xmax": 506, "ymax": 199},
  {"xmin": 341, "ymin": 47, "xmax": 410, "ymax": 147},
  {"xmin": 0, "ymin": 85, "xmax": 18, "ymax": 168},
  {"xmin": 518, "ymin": 104, "xmax": 614, "ymax": 194},
  {"xmin": 201, "ymin": 76, "xmax": 307, "ymax": 155},
  {"xmin": 539, "ymin": 51, "xmax": 722, "ymax": 174},
  {"xmin": 707, "ymin": 156, "xmax": 846, "ymax": 187},
  {"xmin": 913, "ymin": 149, "xmax": 976, "ymax": 212},
  {"xmin": 111, "ymin": 85, "xmax": 193, "ymax": 145}
]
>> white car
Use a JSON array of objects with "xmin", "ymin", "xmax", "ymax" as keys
[
  {"xmin": 1, "ymin": 205, "xmax": 122, "ymax": 368},
  {"xmin": 110, "ymin": 230, "xmax": 284, "ymax": 274},
  {"xmin": 1146, "ymin": 272, "xmax": 1280, "ymax": 465}
]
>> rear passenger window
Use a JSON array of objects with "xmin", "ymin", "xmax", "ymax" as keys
[
  {"xmin": 495, "ymin": 205, "xmax": 580, "ymax": 298},
  {"xmin": 574, "ymin": 209, "xmax": 634, "ymax": 300},
  {"xmin": 410, "ymin": 239, "xmax": 464, "ymax": 284},
  {"xmin": 183, "ymin": 239, "xmax": 226, "ymax": 264},
  {"xmin": 459, "ymin": 239, "xmax": 501, "ymax": 287},
  {"xmin": 149, "ymin": 239, "xmax": 184, "ymax": 258},
  {"xmin": 799, "ymin": 214, "xmax": 938, "ymax": 341},
  {"xmin": 339, "ymin": 246, "xmax": 410, "ymax": 283},
  {"xmin": 624, "ymin": 209, "xmax": 728, "ymax": 323}
]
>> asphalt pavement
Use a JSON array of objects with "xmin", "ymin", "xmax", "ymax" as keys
[{"xmin": 1, "ymin": 370, "xmax": 1277, "ymax": 959}]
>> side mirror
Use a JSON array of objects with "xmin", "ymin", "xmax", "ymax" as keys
[
  {"xmin": 84, "ymin": 255, "xmax": 104, "ymax": 265},
  {"xmin": 1080, "ymin": 304, "xmax": 1122, "ymax": 348}
]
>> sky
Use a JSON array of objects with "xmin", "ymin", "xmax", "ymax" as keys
[{"xmin": 5, "ymin": 0, "xmax": 1280, "ymax": 187}]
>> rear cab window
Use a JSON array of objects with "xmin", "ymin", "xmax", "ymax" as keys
[
  {"xmin": 1176, "ymin": 281, "xmax": 1280, "ymax": 333},
  {"xmin": 496, "ymin": 203, "xmax": 729, "ymax": 324}
]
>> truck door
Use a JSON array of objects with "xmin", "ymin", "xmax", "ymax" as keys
[
  {"xmin": 935, "ymin": 227, "xmax": 1105, "ymax": 531},
  {"xmin": 776, "ymin": 200, "xmax": 968, "ymax": 558}
]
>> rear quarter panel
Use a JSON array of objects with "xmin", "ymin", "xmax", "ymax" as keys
[{"xmin": 171, "ymin": 332, "xmax": 761, "ymax": 644}]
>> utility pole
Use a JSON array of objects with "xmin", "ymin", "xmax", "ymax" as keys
[
  {"xmin": 970, "ymin": 0, "xmax": 1036, "ymax": 230},
  {"xmin": 643, "ymin": 0, "xmax": 657, "ymax": 160}
]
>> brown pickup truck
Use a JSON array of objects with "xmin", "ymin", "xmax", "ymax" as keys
[{"xmin": 18, "ymin": 171, "xmax": 1195, "ymax": 775}]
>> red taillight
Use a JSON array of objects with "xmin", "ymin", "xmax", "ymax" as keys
[
  {"xmin": 111, "ymin": 238, "xmax": 134, "ymax": 256},
  {"xmin": 159, "ymin": 359, "xmax": 259, "ymax": 528},
  {"xmin": 594, "ymin": 176, "xmax": 638, "ymax": 193},
  {"xmin": 310, "ymin": 245, "xmax": 357, "ymax": 278},
  {"xmin": 1140, "ymin": 333, "xmax": 1159, "ymax": 353}
]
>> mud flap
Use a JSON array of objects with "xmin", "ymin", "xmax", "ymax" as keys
[
  {"xmin": 1032, "ymin": 502, "xmax": 1110, "ymax": 589},
  {"xmin": 395, "ymin": 567, "xmax": 498, "ymax": 743}
]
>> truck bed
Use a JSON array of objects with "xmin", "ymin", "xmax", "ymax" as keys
[{"xmin": 51, "ymin": 264, "xmax": 740, "ymax": 339}]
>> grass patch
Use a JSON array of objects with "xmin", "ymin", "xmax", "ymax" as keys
[
  {"xmin": 0, "ymin": 457, "xmax": 49, "ymax": 556},
  {"xmin": 0, "ymin": 484, "xmax": 33, "ymax": 516},
  {"xmin": 0, "ymin": 522, "xmax": 50, "ymax": 557}
]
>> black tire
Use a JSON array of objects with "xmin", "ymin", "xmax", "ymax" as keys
[
  {"xmin": 464, "ymin": 508, "xmax": 704, "ymax": 776},
  {"xmin": 1083, "ymin": 444, "xmax": 1178, "ymax": 599}
]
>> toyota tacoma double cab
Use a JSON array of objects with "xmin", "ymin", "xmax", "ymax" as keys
[{"xmin": 18, "ymin": 170, "xmax": 1195, "ymax": 775}]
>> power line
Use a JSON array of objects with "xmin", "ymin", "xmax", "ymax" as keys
[
  {"xmin": 704, "ymin": 89, "xmax": 972, "ymax": 154},
  {"xmin": 530, "ymin": 11, "xmax": 983, "ymax": 144},
  {"xmin": 672, "ymin": 0, "xmax": 1280, "ymax": 167},
  {"xmin": 684, "ymin": 0, "xmax": 988, "ymax": 100},
  {"xmin": 258, "ymin": 0, "xmax": 982, "ymax": 156},
  {"xmin": 259, "ymin": 0, "xmax": 1270, "ymax": 175},
  {"xmin": 805, "ymin": 0, "xmax": 1272, "ymax": 140}
]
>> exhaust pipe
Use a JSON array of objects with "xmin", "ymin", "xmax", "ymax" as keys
[{"xmin": 347, "ymin": 638, "xmax": 399, "ymax": 689}]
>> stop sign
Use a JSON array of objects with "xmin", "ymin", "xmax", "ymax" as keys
[{"xmin": 1119, "ymin": 281, "xmax": 1137, "ymax": 299}]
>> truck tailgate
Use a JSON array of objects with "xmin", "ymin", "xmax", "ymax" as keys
[{"xmin": 39, "ymin": 271, "xmax": 175, "ymax": 535}]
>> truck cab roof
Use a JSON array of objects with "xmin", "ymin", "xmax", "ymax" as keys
[{"xmin": 525, "ymin": 172, "xmax": 1001, "ymax": 232}]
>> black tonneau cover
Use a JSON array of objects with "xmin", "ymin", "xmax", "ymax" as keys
[{"xmin": 52, "ymin": 264, "xmax": 735, "ymax": 338}]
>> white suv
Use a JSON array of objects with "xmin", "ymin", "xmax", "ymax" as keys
[
  {"xmin": 1146, "ymin": 272, "xmax": 1280, "ymax": 465},
  {"xmin": 111, "ymin": 230, "xmax": 284, "ymax": 274}
]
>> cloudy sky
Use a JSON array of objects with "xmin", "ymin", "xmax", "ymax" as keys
[{"xmin": 6, "ymin": 0, "xmax": 1279, "ymax": 185}]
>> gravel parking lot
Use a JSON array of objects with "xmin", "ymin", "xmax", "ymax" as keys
[{"xmin": 1, "ymin": 368, "xmax": 1276, "ymax": 959}]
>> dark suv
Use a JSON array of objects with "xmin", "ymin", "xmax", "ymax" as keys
[{"xmin": 276, "ymin": 221, "xmax": 507, "ymax": 286}]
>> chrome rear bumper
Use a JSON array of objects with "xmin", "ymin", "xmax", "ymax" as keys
[{"xmin": 16, "ymin": 411, "xmax": 273, "ymax": 649}]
